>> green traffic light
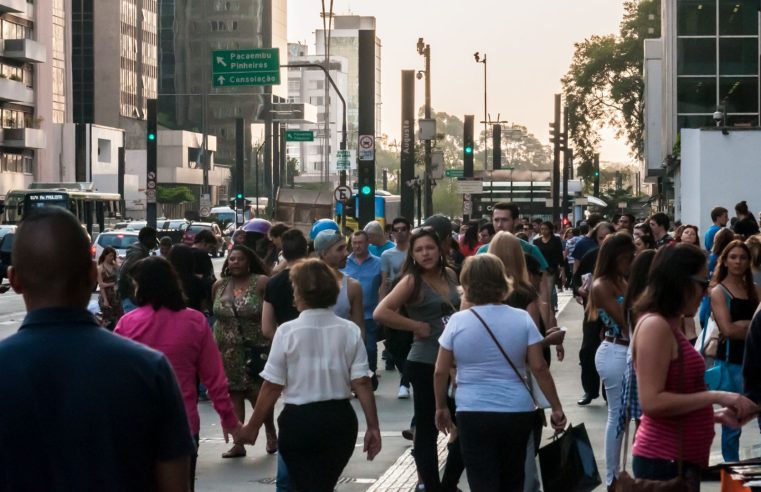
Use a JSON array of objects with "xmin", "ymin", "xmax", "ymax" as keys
[
  {"xmin": 464, "ymin": 145, "xmax": 473, "ymax": 154},
  {"xmin": 148, "ymin": 133, "xmax": 156, "ymax": 141},
  {"xmin": 360, "ymin": 185, "xmax": 372, "ymax": 196},
  {"xmin": 236, "ymin": 193, "xmax": 244, "ymax": 199},
  {"xmin": 594, "ymin": 171, "xmax": 600, "ymax": 177}
]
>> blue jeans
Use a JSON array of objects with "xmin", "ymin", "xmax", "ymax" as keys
[
  {"xmin": 365, "ymin": 318, "xmax": 378, "ymax": 373},
  {"xmin": 276, "ymin": 453, "xmax": 289, "ymax": 492},
  {"xmin": 719, "ymin": 361, "xmax": 744, "ymax": 462}
]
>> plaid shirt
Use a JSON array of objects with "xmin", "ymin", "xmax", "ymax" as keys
[{"xmin": 617, "ymin": 351, "xmax": 642, "ymax": 437}]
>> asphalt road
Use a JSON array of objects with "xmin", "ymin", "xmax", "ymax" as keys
[{"xmin": 0, "ymin": 262, "xmax": 753, "ymax": 490}]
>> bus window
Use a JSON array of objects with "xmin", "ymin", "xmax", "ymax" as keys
[{"xmin": 96, "ymin": 201, "xmax": 105, "ymax": 233}]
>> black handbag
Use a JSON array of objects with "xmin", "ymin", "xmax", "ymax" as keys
[
  {"xmin": 231, "ymin": 302, "xmax": 269, "ymax": 378},
  {"xmin": 538, "ymin": 423, "xmax": 602, "ymax": 492}
]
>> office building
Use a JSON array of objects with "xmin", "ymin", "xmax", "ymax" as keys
[
  {"xmin": 0, "ymin": 0, "xmax": 48, "ymax": 194},
  {"xmin": 158, "ymin": 0, "xmax": 287, "ymax": 169},
  {"xmin": 316, "ymin": 15, "xmax": 381, "ymax": 151},
  {"xmin": 286, "ymin": 42, "xmax": 348, "ymax": 180}
]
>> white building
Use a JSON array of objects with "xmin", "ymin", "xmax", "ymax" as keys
[
  {"xmin": 644, "ymin": 0, "xmax": 761, "ymax": 218},
  {"xmin": 286, "ymin": 43, "xmax": 348, "ymax": 180}
]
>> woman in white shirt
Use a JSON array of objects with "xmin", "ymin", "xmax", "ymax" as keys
[
  {"xmin": 434, "ymin": 254, "xmax": 567, "ymax": 492},
  {"xmin": 237, "ymin": 258, "xmax": 381, "ymax": 491}
]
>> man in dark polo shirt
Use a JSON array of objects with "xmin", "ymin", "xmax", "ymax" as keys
[{"xmin": 0, "ymin": 207, "xmax": 195, "ymax": 491}]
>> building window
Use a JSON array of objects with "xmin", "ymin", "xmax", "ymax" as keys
[
  {"xmin": 677, "ymin": 78, "xmax": 717, "ymax": 114},
  {"xmin": 719, "ymin": 0, "xmax": 757, "ymax": 36},
  {"xmin": 677, "ymin": 38, "xmax": 715, "ymax": 75},
  {"xmin": 719, "ymin": 38, "xmax": 758, "ymax": 75},
  {"xmin": 678, "ymin": 0, "xmax": 716, "ymax": 36}
]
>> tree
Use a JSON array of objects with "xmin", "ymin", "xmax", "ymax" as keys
[
  {"xmin": 562, "ymin": 0, "xmax": 660, "ymax": 185},
  {"xmin": 156, "ymin": 185, "xmax": 195, "ymax": 204}
]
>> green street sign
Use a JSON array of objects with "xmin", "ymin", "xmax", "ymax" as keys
[
  {"xmin": 285, "ymin": 130, "xmax": 314, "ymax": 142},
  {"xmin": 212, "ymin": 48, "xmax": 281, "ymax": 87},
  {"xmin": 445, "ymin": 168, "xmax": 464, "ymax": 178}
]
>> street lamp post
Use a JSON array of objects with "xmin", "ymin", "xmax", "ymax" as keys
[
  {"xmin": 417, "ymin": 38, "xmax": 433, "ymax": 218},
  {"xmin": 474, "ymin": 52, "xmax": 487, "ymax": 170}
]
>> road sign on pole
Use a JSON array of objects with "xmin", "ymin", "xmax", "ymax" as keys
[
  {"xmin": 212, "ymin": 48, "xmax": 280, "ymax": 87},
  {"xmin": 285, "ymin": 130, "xmax": 314, "ymax": 142},
  {"xmin": 336, "ymin": 149, "xmax": 351, "ymax": 171},
  {"xmin": 333, "ymin": 185, "xmax": 353, "ymax": 203},
  {"xmin": 358, "ymin": 134, "xmax": 375, "ymax": 161},
  {"xmin": 445, "ymin": 168, "xmax": 464, "ymax": 178}
]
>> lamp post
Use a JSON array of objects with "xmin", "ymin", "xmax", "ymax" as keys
[
  {"xmin": 474, "ymin": 52, "xmax": 487, "ymax": 170},
  {"xmin": 417, "ymin": 38, "xmax": 433, "ymax": 217}
]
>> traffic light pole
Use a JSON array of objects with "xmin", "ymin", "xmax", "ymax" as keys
[
  {"xmin": 146, "ymin": 99, "xmax": 157, "ymax": 230},
  {"xmin": 422, "ymin": 43, "xmax": 433, "ymax": 218},
  {"xmin": 280, "ymin": 63, "xmax": 347, "ymax": 184},
  {"xmin": 551, "ymin": 94, "xmax": 561, "ymax": 224}
]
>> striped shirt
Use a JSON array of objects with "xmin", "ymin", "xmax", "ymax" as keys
[{"xmin": 632, "ymin": 319, "xmax": 714, "ymax": 467}]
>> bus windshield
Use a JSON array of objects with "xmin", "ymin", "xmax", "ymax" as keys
[{"xmin": 25, "ymin": 192, "xmax": 68, "ymax": 210}]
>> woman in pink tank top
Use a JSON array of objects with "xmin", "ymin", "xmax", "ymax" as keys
[{"xmin": 630, "ymin": 245, "xmax": 757, "ymax": 489}]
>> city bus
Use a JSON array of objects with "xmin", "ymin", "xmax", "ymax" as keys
[{"xmin": 2, "ymin": 184, "xmax": 123, "ymax": 236}]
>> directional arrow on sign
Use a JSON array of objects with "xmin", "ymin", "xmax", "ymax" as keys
[
  {"xmin": 217, "ymin": 75, "xmax": 225, "ymax": 85},
  {"xmin": 216, "ymin": 57, "xmax": 226, "ymax": 67}
]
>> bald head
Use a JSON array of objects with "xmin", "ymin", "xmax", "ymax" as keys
[{"xmin": 9, "ymin": 207, "xmax": 96, "ymax": 309}]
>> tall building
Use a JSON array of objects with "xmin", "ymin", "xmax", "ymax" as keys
[
  {"xmin": 315, "ymin": 15, "xmax": 381, "ymax": 150},
  {"xmin": 286, "ymin": 42, "xmax": 347, "ymax": 180},
  {"xmin": 72, "ymin": 0, "xmax": 158, "ymax": 150},
  {"xmin": 644, "ymin": 0, "xmax": 761, "ymax": 219},
  {"xmin": 158, "ymin": 0, "xmax": 287, "ymax": 166},
  {"xmin": 645, "ymin": 0, "xmax": 759, "ymax": 183},
  {"xmin": 0, "ymin": 0, "xmax": 48, "ymax": 193}
]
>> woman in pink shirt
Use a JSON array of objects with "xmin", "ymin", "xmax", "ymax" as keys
[
  {"xmin": 631, "ymin": 245, "xmax": 756, "ymax": 489},
  {"xmin": 115, "ymin": 256, "xmax": 241, "ymax": 490}
]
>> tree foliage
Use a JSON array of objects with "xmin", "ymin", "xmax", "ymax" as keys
[
  {"xmin": 562, "ymin": 0, "xmax": 660, "ymax": 183},
  {"xmin": 156, "ymin": 185, "xmax": 196, "ymax": 204}
]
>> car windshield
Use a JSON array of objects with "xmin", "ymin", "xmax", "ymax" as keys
[
  {"xmin": 187, "ymin": 225, "xmax": 211, "ymax": 233},
  {"xmin": 99, "ymin": 234, "xmax": 139, "ymax": 249}
]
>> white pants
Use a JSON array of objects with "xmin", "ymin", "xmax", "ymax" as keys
[{"xmin": 594, "ymin": 341, "xmax": 628, "ymax": 486}]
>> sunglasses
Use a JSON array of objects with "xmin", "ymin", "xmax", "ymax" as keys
[{"xmin": 690, "ymin": 275, "xmax": 709, "ymax": 291}]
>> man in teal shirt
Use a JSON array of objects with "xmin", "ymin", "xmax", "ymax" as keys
[{"xmin": 477, "ymin": 202, "xmax": 549, "ymax": 271}]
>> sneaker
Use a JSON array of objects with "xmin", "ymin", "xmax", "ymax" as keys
[{"xmin": 398, "ymin": 385, "xmax": 410, "ymax": 399}]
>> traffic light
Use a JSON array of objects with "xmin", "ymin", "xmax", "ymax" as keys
[
  {"xmin": 357, "ymin": 160, "xmax": 375, "ymax": 227},
  {"xmin": 463, "ymin": 115, "xmax": 474, "ymax": 177},
  {"xmin": 492, "ymin": 124, "xmax": 501, "ymax": 170},
  {"xmin": 146, "ymin": 99, "xmax": 157, "ymax": 228},
  {"xmin": 593, "ymin": 154, "xmax": 600, "ymax": 196}
]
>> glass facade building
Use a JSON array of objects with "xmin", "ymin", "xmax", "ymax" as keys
[{"xmin": 676, "ymin": 0, "xmax": 759, "ymax": 129}]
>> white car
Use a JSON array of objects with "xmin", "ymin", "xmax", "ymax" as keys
[{"xmin": 92, "ymin": 231, "xmax": 140, "ymax": 264}]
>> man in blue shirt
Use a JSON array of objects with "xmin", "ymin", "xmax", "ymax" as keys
[
  {"xmin": 365, "ymin": 220, "xmax": 395, "ymax": 257},
  {"xmin": 343, "ymin": 230, "xmax": 382, "ymax": 381},
  {"xmin": 705, "ymin": 206, "xmax": 728, "ymax": 251},
  {"xmin": 0, "ymin": 207, "xmax": 195, "ymax": 491}
]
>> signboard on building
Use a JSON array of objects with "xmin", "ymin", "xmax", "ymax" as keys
[{"xmin": 211, "ymin": 48, "xmax": 281, "ymax": 87}]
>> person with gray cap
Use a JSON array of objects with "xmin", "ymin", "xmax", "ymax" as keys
[
  {"xmin": 313, "ymin": 230, "xmax": 364, "ymax": 336},
  {"xmin": 365, "ymin": 220, "xmax": 395, "ymax": 257}
]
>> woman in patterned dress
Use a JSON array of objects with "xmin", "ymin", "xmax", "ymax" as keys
[
  {"xmin": 97, "ymin": 246, "xmax": 123, "ymax": 330},
  {"xmin": 212, "ymin": 244, "xmax": 274, "ymax": 458}
]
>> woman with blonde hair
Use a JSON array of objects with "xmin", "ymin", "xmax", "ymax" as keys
[{"xmin": 745, "ymin": 234, "xmax": 761, "ymax": 286}]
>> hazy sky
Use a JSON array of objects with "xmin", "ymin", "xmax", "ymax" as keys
[{"xmin": 288, "ymin": 0, "xmax": 634, "ymax": 164}]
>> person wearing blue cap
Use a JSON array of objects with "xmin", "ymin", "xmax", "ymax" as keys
[{"xmin": 309, "ymin": 218, "xmax": 340, "ymax": 241}]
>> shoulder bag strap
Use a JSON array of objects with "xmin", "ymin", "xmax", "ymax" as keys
[{"xmin": 469, "ymin": 308, "xmax": 541, "ymax": 410}]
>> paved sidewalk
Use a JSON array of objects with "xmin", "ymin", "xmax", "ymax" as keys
[{"xmin": 193, "ymin": 293, "xmax": 758, "ymax": 490}]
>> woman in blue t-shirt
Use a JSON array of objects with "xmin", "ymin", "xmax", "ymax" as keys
[{"xmin": 433, "ymin": 254, "xmax": 566, "ymax": 492}]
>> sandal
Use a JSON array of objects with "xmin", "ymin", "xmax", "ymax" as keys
[
  {"xmin": 266, "ymin": 430, "xmax": 278, "ymax": 454},
  {"xmin": 222, "ymin": 445, "xmax": 246, "ymax": 458}
]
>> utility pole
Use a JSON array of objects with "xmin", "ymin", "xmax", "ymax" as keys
[
  {"xmin": 400, "ymin": 70, "xmax": 416, "ymax": 221},
  {"xmin": 561, "ymin": 104, "xmax": 570, "ymax": 224},
  {"xmin": 417, "ymin": 38, "xmax": 433, "ymax": 218}
]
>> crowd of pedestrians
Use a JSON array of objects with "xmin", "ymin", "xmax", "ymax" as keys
[{"xmin": 5, "ymin": 198, "xmax": 761, "ymax": 491}]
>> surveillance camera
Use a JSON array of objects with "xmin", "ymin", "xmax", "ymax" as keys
[
  {"xmin": 416, "ymin": 71, "xmax": 423, "ymax": 80},
  {"xmin": 473, "ymin": 52, "xmax": 480, "ymax": 61},
  {"xmin": 713, "ymin": 111, "xmax": 724, "ymax": 123}
]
